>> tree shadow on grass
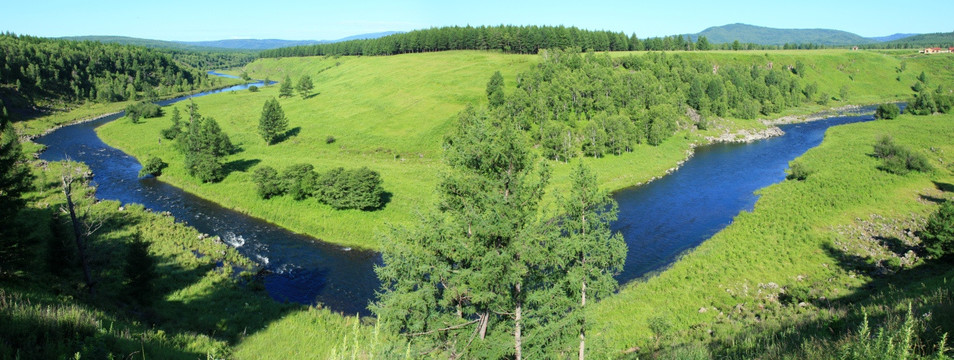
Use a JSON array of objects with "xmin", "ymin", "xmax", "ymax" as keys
[
  {"xmin": 933, "ymin": 181, "xmax": 954, "ymax": 193},
  {"xmin": 273, "ymin": 126, "xmax": 301, "ymax": 145},
  {"xmin": 301, "ymin": 92, "xmax": 320, "ymax": 100},
  {"xmin": 224, "ymin": 158, "xmax": 261, "ymax": 176}
]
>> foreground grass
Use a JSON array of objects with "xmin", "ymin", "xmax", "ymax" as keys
[
  {"xmin": 590, "ymin": 113, "xmax": 954, "ymax": 357},
  {"xmin": 96, "ymin": 49, "xmax": 944, "ymax": 250}
]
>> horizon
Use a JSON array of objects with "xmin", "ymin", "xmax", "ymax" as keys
[{"xmin": 3, "ymin": 0, "xmax": 953, "ymax": 42}]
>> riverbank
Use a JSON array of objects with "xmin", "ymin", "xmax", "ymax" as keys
[
  {"xmin": 93, "ymin": 49, "xmax": 946, "ymax": 250},
  {"xmin": 590, "ymin": 113, "xmax": 954, "ymax": 357}
]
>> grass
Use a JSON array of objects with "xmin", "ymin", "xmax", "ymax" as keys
[
  {"xmin": 589, "ymin": 113, "xmax": 954, "ymax": 357},
  {"xmin": 95, "ymin": 49, "xmax": 943, "ymax": 250}
]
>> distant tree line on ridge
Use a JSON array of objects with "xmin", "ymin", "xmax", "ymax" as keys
[{"xmin": 259, "ymin": 25, "xmax": 825, "ymax": 58}]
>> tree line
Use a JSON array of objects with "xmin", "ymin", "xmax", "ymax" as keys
[
  {"xmin": 487, "ymin": 49, "xmax": 812, "ymax": 161},
  {"xmin": 259, "ymin": 25, "xmax": 812, "ymax": 58},
  {"xmin": 0, "ymin": 33, "xmax": 210, "ymax": 113}
]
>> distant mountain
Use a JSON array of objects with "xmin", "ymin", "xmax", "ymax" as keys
[
  {"xmin": 881, "ymin": 31, "xmax": 954, "ymax": 47},
  {"xmin": 59, "ymin": 32, "xmax": 401, "ymax": 51},
  {"xmin": 58, "ymin": 35, "xmax": 232, "ymax": 52},
  {"xmin": 180, "ymin": 39, "xmax": 327, "ymax": 50},
  {"xmin": 867, "ymin": 33, "xmax": 919, "ymax": 42},
  {"xmin": 334, "ymin": 31, "xmax": 403, "ymax": 42},
  {"xmin": 691, "ymin": 23, "xmax": 874, "ymax": 46}
]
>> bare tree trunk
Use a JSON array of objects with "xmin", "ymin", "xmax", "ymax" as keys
[
  {"xmin": 579, "ymin": 279, "xmax": 586, "ymax": 360},
  {"xmin": 62, "ymin": 175, "xmax": 94, "ymax": 295},
  {"xmin": 515, "ymin": 282, "xmax": 522, "ymax": 360}
]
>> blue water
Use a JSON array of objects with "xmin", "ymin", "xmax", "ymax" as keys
[
  {"xmin": 36, "ymin": 78, "xmax": 379, "ymax": 316},
  {"xmin": 34, "ymin": 70, "xmax": 885, "ymax": 314},
  {"xmin": 612, "ymin": 109, "xmax": 879, "ymax": 283}
]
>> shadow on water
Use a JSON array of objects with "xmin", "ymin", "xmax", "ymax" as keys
[{"xmin": 35, "ymin": 77, "xmax": 380, "ymax": 316}]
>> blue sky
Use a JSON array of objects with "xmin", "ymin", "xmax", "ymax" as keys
[{"xmin": 4, "ymin": 0, "xmax": 953, "ymax": 41}]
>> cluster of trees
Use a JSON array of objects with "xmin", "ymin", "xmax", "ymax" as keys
[
  {"xmin": 919, "ymin": 200, "xmax": 954, "ymax": 260},
  {"xmin": 261, "ymin": 25, "xmax": 799, "ymax": 58},
  {"xmin": 0, "ymin": 33, "xmax": 210, "ymax": 110},
  {"xmin": 487, "ymin": 49, "xmax": 810, "ymax": 161},
  {"xmin": 252, "ymin": 163, "xmax": 385, "ymax": 210},
  {"xmin": 278, "ymin": 75, "xmax": 313, "ymax": 99},
  {"xmin": 124, "ymin": 102, "xmax": 162, "ymax": 123},
  {"xmin": 374, "ymin": 109, "xmax": 625, "ymax": 358},
  {"xmin": 168, "ymin": 103, "xmax": 234, "ymax": 182},
  {"xmin": 907, "ymin": 72, "xmax": 954, "ymax": 115}
]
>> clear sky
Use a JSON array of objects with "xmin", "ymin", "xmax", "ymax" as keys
[{"xmin": 3, "ymin": 0, "xmax": 952, "ymax": 41}]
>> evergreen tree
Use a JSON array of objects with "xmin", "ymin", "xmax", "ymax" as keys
[
  {"xmin": 179, "ymin": 111, "xmax": 233, "ymax": 183},
  {"xmin": 553, "ymin": 163, "xmax": 626, "ymax": 359},
  {"xmin": 297, "ymin": 75, "xmax": 314, "ymax": 99},
  {"xmin": 374, "ymin": 107, "xmax": 550, "ymax": 358},
  {"xmin": 279, "ymin": 75, "xmax": 294, "ymax": 98},
  {"xmin": 0, "ymin": 100, "xmax": 33, "ymax": 269},
  {"xmin": 252, "ymin": 165, "xmax": 283, "ymax": 199},
  {"xmin": 486, "ymin": 70, "xmax": 505, "ymax": 108},
  {"xmin": 161, "ymin": 106, "xmax": 183, "ymax": 140},
  {"xmin": 258, "ymin": 98, "xmax": 288, "ymax": 145}
]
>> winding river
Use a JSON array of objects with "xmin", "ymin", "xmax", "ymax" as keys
[{"xmin": 35, "ymin": 72, "xmax": 881, "ymax": 315}]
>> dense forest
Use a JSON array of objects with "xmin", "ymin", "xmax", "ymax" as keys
[
  {"xmin": 0, "ymin": 33, "xmax": 212, "ymax": 113},
  {"xmin": 488, "ymin": 49, "xmax": 810, "ymax": 161}
]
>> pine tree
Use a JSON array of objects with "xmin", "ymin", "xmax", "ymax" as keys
[
  {"xmin": 0, "ymin": 100, "xmax": 32, "ymax": 224},
  {"xmin": 258, "ymin": 98, "xmax": 288, "ymax": 145},
  {"xmin": 556, "ymin": 162, "xmax": 626, "ymax": 359},
  {"xmin": 374, "ymin": 106, "xmax": 550, "ymax": 358},
  {"xmin": 279, "ymin": 75, "xmax": 294, "ymax": 98},
  {"xmin": 0, "ymin": 100, "xmax": 33, "ymax": 270},
  {"xmin": 297, "ymin": 75, "xmax": 314, "ymax": 99},
  {"xmin": 486, "ymin": 71, "xmax": 505, "ymax": 108},
  {"xmin": 179, "ymin": 109, "xmax": 233, "ymax": 183}
]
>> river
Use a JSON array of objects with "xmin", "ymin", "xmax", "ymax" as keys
[{"xmin": 34, "ymin": 71, "xmax": 882, "ymax": 315}]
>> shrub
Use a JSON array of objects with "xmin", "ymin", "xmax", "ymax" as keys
[
  {"xmin": 125, "ymin": 102, "xmax": 163, "ymax": 123},
  {"xmin": 919, "ymin": 200, "xmax": 954, "ymax": 260},
  {"xmin": 874, "ymin": 103, "xmax": 900, "ymax": 120},
  {"xmin": 315, "ymin": 167, "xmax": 385, "ymax": 210},
  {"xmin": 786, "ymin": 161, "xmax": 813, "ymax": 181},
  {"xmin": 281, "ymin": 163, "xmax": 316, "ymax": 201},
  {"xmin": 326, "ymin": 135, "xmax": 336, "ymax": 144},
  {"xmin": 138, "ymin": 156, "xmax": 167, "ymax": 177},
  {"xmin": 873, "ymin": 136, "xmax": 932, "ymax": 175},
  {"xmin": 248, "ymin": 85, "xmax": 259, "ymax": 92},
  {"xmin": 252, "ymin": 166, "xmax": 283, "ymax": 199}
]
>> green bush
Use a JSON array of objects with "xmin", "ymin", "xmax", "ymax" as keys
[
  {"xmin": 786, "ymin": 161, "xmax": 814, "ymax": 181},
  {"xmin": 252, "ymin": 165, "xmax": 283, "ymax": 199},
  {"xmin": 138, "ymin": 156, "xmax": 167, "ymax": 177},
  {"xmin": 873, "ymin": 136, "xmax": 932, "ymax": 175},
  {"xmin": 874, "ymin": 103, "xmax": 900, "ymax": 120},
  {"xmin": 281, "ymin": 163, "xmax": 316, "ymax": 201},
  {"xmin": 315, "ymin": 167, "xmax": 385, "ymax": 210},
  {"xmin": 919, "ymin": 200, "xmax": 954, "ymax": 260},
  {"xmin": 248, "ymin": 85, "xmax": 259, "ymax": 92}
]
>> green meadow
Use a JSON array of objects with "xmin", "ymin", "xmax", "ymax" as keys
[
  {"xmin": 96, "ymin": 49, "xmax": 945, "ymax": 250},
  {"xmin": 590, "ymin": 113, "xmax": 954, "ymax": 357}
]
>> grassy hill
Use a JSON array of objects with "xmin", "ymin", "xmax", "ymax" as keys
[
  {"xmin": 591, "ymin": 113, "xmax": 954, "ymax": 357},
  {"xmin": 694, "ymin": 23, "xmax": 874, "ymax": 45},
  {"xmin": 95, "ymin": 49, "xmax": 948, "ymax": 250}
]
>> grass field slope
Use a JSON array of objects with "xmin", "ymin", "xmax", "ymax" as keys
[
  {"xmin": 97, "ymin": 49, "xmax": 952, "ymax": 250},
  {"xmin": 590, "ymin": 113, "xmax": 954, "ymax": 357}
]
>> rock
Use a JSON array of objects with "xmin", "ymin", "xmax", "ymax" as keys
[
  {"xmin": 798, "ymin": 302, "xmax": 809, "ymax": 307},
  {"xmin": 699, "ymin": 307, "xmax": 707, "ymax": 313}
]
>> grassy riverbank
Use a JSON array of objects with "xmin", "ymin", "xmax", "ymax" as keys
[
  {"xmin": 96, "ymin": 49, "xmax": 946, "ymax": 250},
  {"xmin": 0, "ymin": 159, "xmax": 367, "ymax": 358},
  {"xmin": 590, "ymin": 113, "xmax": 954, "ymax": 357}
]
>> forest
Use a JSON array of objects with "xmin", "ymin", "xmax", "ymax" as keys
[
  {"xmin": 489, "ymin": 49, "xmax": 810, "ymax": 161},
  {"xmin": 0, "ymin": 33, "xmax": 221, "ymax": 114}
]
